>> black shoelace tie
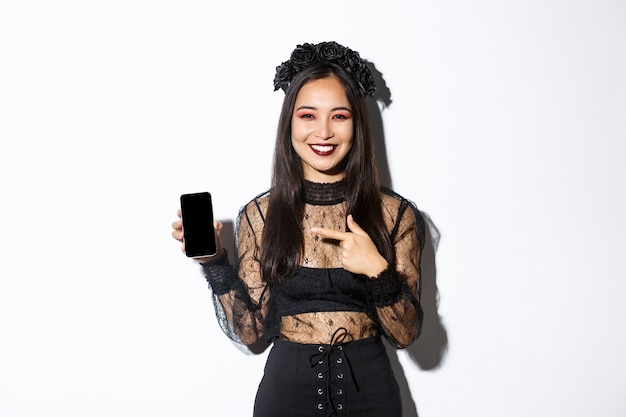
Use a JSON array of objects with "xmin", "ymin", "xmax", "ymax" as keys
[{"xmin": 308, "ymin": 327, "xmax": 360, "ymax": 416}]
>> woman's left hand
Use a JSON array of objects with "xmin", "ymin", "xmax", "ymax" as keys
[{"xmin": 311, "ymin": 215, "xmax": 388, "ymax": 278}]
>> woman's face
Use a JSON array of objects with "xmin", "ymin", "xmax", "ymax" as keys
[{"xmin": 291, "ymin": 75, "xmax": 354, "ymax": 183}]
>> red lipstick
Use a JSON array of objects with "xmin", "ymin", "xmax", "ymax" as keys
[{"xmin": 309, "ymin": 144, "xmax": 337, "ymax": 156}]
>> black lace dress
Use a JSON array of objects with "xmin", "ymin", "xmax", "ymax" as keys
[{"xmin": 202, "ymin": 179, "xmax": 425, "ymax": 417}]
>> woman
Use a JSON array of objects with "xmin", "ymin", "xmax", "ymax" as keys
[{"xmin": 172, "ymin": 41, "xmax": 425, "ymax": 417}]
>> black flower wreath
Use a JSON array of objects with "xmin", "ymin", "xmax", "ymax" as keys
[{"xmin": 273, "ymin": 41, "xmax": 376, "ymax": 97}]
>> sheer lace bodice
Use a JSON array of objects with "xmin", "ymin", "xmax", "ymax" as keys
[{"xmin": 202, "ymin": 180, "xmax": 425, "ymax": 348}]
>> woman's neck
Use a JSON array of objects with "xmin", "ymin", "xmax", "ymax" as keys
[{"xmin": 302, "ymin": 178, "xmax": 346, "ymax": 205}]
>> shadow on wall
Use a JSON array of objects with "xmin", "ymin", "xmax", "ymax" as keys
[{"xmin": 366, "ymin": 61, "xmax": 449, "ymax": 417}]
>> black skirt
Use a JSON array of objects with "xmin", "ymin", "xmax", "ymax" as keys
[{"xmin": 253, "ymin": 336, "xmax": 402, "ymax": 417}]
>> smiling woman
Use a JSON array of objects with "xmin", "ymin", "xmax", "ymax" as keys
[{"xmin": 171, "ymin": 41, "xmax": 425, "ymax": 417}]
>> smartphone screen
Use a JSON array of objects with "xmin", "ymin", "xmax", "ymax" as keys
[{"xmin": 180, "ymin": 192, "xmax": 217, "ymax": 258}]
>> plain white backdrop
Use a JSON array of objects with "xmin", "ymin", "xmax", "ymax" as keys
[{"xmin": 1, "ymin": 1, "xmax": 625, "ymax": 416}]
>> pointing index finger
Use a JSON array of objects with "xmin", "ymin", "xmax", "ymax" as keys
[{"xmin": 311, "ymin": 226, "xmax": 348, "ymax": 241}]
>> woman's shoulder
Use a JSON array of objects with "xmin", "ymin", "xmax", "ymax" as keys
[
  {"xmin": 380, "ymin": 187, "xmax": 425, "ymax": 238},
  {"xmin": 238, "ymin": 190, "xmax": 270, "ymax": 221},
  {"xmin": 380, "ymin": 187, "xmax": 420, "ymax": 216},
  {"xmin": 233, "ymin": 190, "xmax": 270, "ymax": 235}
]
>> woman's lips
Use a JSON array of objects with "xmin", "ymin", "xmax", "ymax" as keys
[{"xmin": 310, "ymin": 144, "xmax": 337, "ymax": 156}]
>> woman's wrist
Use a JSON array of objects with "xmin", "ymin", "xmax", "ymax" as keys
[{"xmin": 366, "ymin": 256, "xmax": 389, "ymax": 279}]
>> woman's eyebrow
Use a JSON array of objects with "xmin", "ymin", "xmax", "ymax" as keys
[{"xmin": 295, "ymin": 105, "xmax": 352, "ymax": 112}]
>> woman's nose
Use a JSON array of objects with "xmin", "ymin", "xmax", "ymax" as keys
[{"xmin": 315, "ymin": 120, "xmax": 334, "ymax": 140}]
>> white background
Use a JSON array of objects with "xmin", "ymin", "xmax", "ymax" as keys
[{"xmin": 1, "ymin": 1, "xmax": 625, "ymax": 416}]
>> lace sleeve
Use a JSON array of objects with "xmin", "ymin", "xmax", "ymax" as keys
[
  {"xmin": 367, "ymin": 197, "xmax": 425, "ymax": 348},
  {"xmin": 201, "ymin": 198, "xmax": 270, "ymax": 346}
]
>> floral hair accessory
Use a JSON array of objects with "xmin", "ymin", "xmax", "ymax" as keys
[{"xmin": 273, "ymin": 41, "xmax": 376, "ymax": 97}]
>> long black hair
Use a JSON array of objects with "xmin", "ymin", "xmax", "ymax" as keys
[{"xmin": 260, "ymin": 62, "xmax": 394, "ymax": 285}]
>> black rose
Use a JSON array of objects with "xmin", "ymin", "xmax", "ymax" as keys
[
  {"xmin": 290, "ymin": 43, "xmax": 318, "ymax": 70},
  {"xmin": 357, "ymin": 67, "xmax": 376, "ymax": 97},
  {"xmin": 273, "ymin": 61, "xmax": 295, "ymax": 92},
  {"xmin": 318, "ymin": 41, "xmax": 343, "ymax": 61},
  {"xmin": 343, "ymin": 49, "xmax": 360, "ymax": 70}
]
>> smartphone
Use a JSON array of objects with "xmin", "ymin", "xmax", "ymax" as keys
[{"xmin": 180, "ymin": 192, "xmax": 217, "ymax": 258}]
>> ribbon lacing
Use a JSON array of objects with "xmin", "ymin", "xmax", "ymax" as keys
[{"xmin": 309, "ymin": 327, "xmax": 360, "ymax": 416}]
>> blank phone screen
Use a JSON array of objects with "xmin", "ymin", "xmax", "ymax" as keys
[{"xmin": 180, "ymin": 192, "xmax": 217, "ymax": 257}]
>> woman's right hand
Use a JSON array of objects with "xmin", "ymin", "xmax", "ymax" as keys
[{"xmin": 171, "ymin": 209, "xmax": 224, "ymax": 263}]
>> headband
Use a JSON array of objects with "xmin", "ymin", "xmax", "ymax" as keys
[{"xmin": 273, "ymin": 41, "xmax": 376, "ymax": 97}]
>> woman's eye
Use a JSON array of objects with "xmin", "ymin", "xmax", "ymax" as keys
[
  {"xmin": 299, "ymin": 113, "xmax": 314, "ymax": 119},
  {"xmin": 333, "ymin": 113, "xmax": 351, "ymax": 120}
]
